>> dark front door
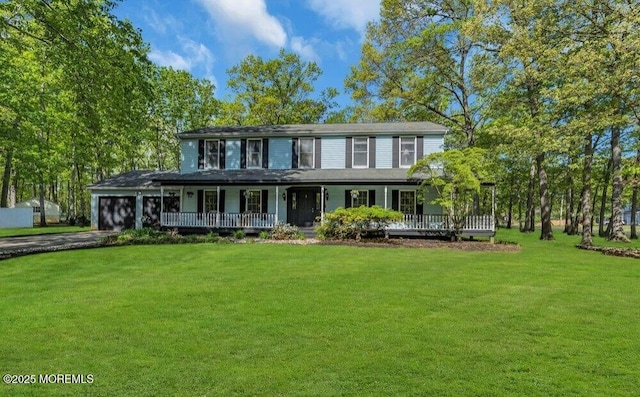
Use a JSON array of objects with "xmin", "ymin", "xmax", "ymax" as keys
[{"xmin": 287, "ymin": 188, "xmax": 321, "ymax": 227}]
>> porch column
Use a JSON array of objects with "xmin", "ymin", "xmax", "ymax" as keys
[
  {"xmin": 384, "ymin": 185, "xmax": 388, "ymax": 209},
  {"xmin": 275, "ymin": 185, "xmax": 279, "ymax": 224},
  {"xmin": 216, "ymin": 185, "xmax": 220, "ymax": 227},
  {"xmin": 160, "ymin": 185, "xmax": 164, "ymax": 227},
  {"xmin": 321, "ymin": 185, "xmax": 325, "ymax": 222}
]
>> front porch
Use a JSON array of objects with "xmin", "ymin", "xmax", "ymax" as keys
[{"xmin": 160, "ymin": 212, "xmax": 495, "ymax": 236}]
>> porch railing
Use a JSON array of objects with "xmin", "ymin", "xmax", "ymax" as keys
[
  {"xmin": 161, "ymin": 212, "xmax": 276, "ymax": 229},
  {"xmin": 387, "ymin": 214, "xmax": 494, "ymax": 233}
]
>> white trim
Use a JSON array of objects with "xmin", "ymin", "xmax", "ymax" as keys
[{"xmin": 352, "ymin": 137, "xmax": 369, "ymax": 168}]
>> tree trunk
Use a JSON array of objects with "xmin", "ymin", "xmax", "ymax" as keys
[
  {"xmin": 38, "ymin": 173, "xmax": 47, "ymax": 227},
  {"xmin": 608, "ymin": 125, "xmax": 628, "ymax": 242},
  {"xmin": 631, "ymin": 148, "xmax": 640, "ymax": 239},
  {"xmin": 598, "ymin": 158, "xmax": 612, "ymax": 237},
  {"xmin": 581, "ymin": 135, "xmax": 594, "ymax": 247},
  {"xmin": 507, "ymin": 192, "xmax": 513, "ymax": 229},
  {"xmin": 537, "ymin": 152, "xmax": 554, "ymax": 240},
  {"xmin": 523, "ymin": 160, "xmax": 536, "ymax": 232},
  {"xmin": 1, "ymin": 147, "xmax": 13, "ymax": 207},
  {"xmin": 564, "ymin": 157, "xmax": 574, "ymax": 234}
]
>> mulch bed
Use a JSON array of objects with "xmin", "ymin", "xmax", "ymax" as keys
[
  {"xmin": 577, "ymin": 244, "xmax": 640, "ymax": 259},
  {"xmin": 319, "ymin": 238, "xmax": 521, "ymax": 252}
]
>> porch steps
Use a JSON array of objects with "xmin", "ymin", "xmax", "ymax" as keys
[{"xmin": 298, "ymin": 227, "xmax": 317, "ymax": 239}]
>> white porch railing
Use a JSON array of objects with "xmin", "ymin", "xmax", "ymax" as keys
[
  {"xmin": 387, "ymin": 214, "xmax": 494, "ymax": 233},
  {"xmin": 161, "ymin": 212, "xmax": 276, "ymax": 229}
]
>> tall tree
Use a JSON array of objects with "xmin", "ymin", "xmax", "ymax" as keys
[{"xmin": 224, "ymin": 49, "xmax": 337, "ymax": 125}]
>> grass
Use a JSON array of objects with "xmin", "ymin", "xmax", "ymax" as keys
[
  {"xmin": 0, "ymin": 225, "xmax": 90, "ymax": 238},
  {"xmin": 0, "ymin": 229, "xmax": 639, "ymax": 396}
]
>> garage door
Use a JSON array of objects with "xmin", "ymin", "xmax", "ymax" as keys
[{"xmin": 98, "ymin": 196, "xmax": 136, "ymax": 231}]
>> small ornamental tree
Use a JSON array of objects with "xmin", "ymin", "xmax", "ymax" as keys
[
  {"xmin": 316, "ymin": 206, "xmax": 403, "ymax": 240},
  {"xmin": 409, "ymin": 148, "xmax": 490, "ymax": 240}
]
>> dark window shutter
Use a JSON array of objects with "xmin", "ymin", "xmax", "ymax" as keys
[
  {"xmin": 392, "ymin": 136, "xmax": 399, "ymax": 168},
  {"xmin": 198, "ymin": 140, "xmax": 205, "ymax": 169},
  {"xmin": 240, "ymin": 139, "xmax": 247, "ymax": 169},
  {"xmin": 261, "ymin": 190, "xmax": 268, "ymax": 213},
  {"xmin": 345, "ymin": 137, "xmax": 353, "ymax": 168},
  {"xmin": 239, "ymin": 190, "xmax": 246, "ymax": 213},
  {"xmin": 262, "ymin": 139, "xmax": 269, "ymax": 169},
  {"xmin": 391, "ymin": 190, "xmax": 399, "ymax": 211},
  {"xmin": 197, "ymin": 190, "xmax": 204, "ymax": 212},
  {"xmin": 314, "ymin": 137, "xmax": 321, "ymax": 169},
  {"xmin": 416, "ymin": 199, "xmax": 423, "ymax": 215},
  {"xmin": 344, "ymin": 190, "xmax": 352, "ymax": 208},
  {"xmin": 292, "ymin": 138, "xmax": 299, "ymax": 169},
  {"xmin": 417, "ymin": 136, "xmax": 424, "ymax": 160},
  {"xmin": 369, "ymin": 137, "xmax": 376, "ymax": 168},
  {"xmin": 368, "ymin": 190, "xmax": 376, "ymax": 206},
  {"xmin": 220, "ymin": 139, "xmax": 226, "ymax": 169},
  {"xmin": 219, "ymin": 190, "xmax": 225, "ymax": 213}
]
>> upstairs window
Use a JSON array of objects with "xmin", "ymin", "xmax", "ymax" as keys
[
  {"xmin": 353, "ymin": 137, "xmax": 369, "ymax": 168},
  {"xmin": 400, "ymin": 137, "xmax": 416, "ymax": 168},
  {"xmin": 299, "ymin": 138, "xmax": 314, "ymax": 168},
  {"xmin": 247, "ymin": 139, "xmax": 262, "ymax": 168},
  {"xmin": 205, "ymin": 140, "xmax": 221, "ymax": 169}
]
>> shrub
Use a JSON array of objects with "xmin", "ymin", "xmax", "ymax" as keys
[
  {"xmin": 315, "ymin": 206, "xmax": 403, "ymax": 240},
  {"xmin": 258, "ymin": 231, "xmax": 270, "ymax": 240},
  {"xmin": 269, "ymin": 223, "xmax": 304, "ymax": 240},
  {"xmin": 233, "ymin": 230, "xmax": 246, "ymax": 240}
]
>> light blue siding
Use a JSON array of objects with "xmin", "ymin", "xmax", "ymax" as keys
[
  {"xmin": 269, "ymin": 138, "xmax": 292, "ymax": 169},
  {"xmin": 424, "ymin": 135, "xmax": 444, "ymax": 156},
  {"xmin": 376, "ymin": 136, "xmax": 393, "ymax": 169},
  {"xmin": 321, "ymin": 137, "xmax": 346, "ymax": 169},
  {"xmin": 181, "ymin": 140, "xmax": 199, "ymax": 174},
  {"xmin": 226, "ymin": 139, "xmax": 241, "ymax": 170}
]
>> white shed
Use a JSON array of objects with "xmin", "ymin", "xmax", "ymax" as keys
[{"xmin": 14, "ymin": 198, "xmax": 61, "ymax": 223}]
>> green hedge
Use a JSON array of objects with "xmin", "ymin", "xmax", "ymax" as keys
[{"xmin": 315, "ymin": 206, "xmax": 403, "ymax": 240}]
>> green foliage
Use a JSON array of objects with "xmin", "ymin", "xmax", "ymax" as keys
[
  {"xmin": 316, "ymin": 206, "xmax": 403, "ymax": 240},
  {"xmin": 269, "ymin": 223, "xmax": 304, "ymax": 240},
  {"xmin": 232, "ymin": 229, "xmax": 246, "ymax": 240},
  {"xmin": 410, "ymin": 147, "xmax": 490, "ymax": 238},
  {"xmin": 258, "ymin": 230, "xmax": 271, "ymax": 240}
]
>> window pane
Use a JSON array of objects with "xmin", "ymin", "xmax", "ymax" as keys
[
  {"xmin": 204, "ymin": 191, "xmax": 217, "ymax": 212},
  {"xmin": 247, "ymin": 190, "xmax": 261, "ymax": 213},
  {"xmin": 206, "ymin": 140, "xmax": 219, "ymax": 169},
  {"xmin": 352, "ymin": 190, "xmax": 368, "ymax": 207},
  {"xmin": 400, "ymin": 138, "xmax": 415, "ymax": 167},
  {"xmin": 247, "ymin": 139, "xmax": 262, "ymax": 168},
  {"xmin": 299, "ymin": 138, "xmax": 314, "ymax": 168},
  {"xmin": 399, "ymin": 191, "xmax": 415, "ymax": 214},
  {"xmin": 353, "ymin": 137, "xmax": 368, "ymax": 167}
]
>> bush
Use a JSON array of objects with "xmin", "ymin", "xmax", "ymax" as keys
[
  {"xmin": 233, "ymin": 230, "xmax": 246, "ymax": 240},
  {"xmin": 258, "ymin": 231, "xmax": 270, "ymax": 240},
  {"xmin": 269, "ymin": 223, "xmax": 304, "ymax": 240},
  {"xmin": 315, "ymin": 206, "xmax": 403, "ymax": 240}
]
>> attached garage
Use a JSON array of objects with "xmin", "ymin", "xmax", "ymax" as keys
[{"xmin": 98, "ymin": 196, "xmax": 136, "ymax": 231}]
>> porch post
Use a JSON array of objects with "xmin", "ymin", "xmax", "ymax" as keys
[
  {"xmin": 275, "ymin": 185, "xmax": 279, "ymax": 225},
  {"xmin": 491, "ymin": 185, "xmax": 496, "ymax": 244},
  {"xmin": 216, "ymin": 185, "xmax": 220, "ymax": 227},
  {"xmin": 160, "ymin": 185, "xmax": 164, "ymax": 226},
  {"xmin": 321, "ymin": 185, "xmax": 325, "ymax": 222},
  {"xmin": 384, "ymin": 185, "xmax": 388, "ymax": 209}
]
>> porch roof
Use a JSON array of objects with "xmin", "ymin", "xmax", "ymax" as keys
[
  {"xmin": 87, "ymin": 170, "xmax": 180, "ymax": 190},
  {"xmin": 153, "ymin": 168, "xmax": 426, "ymax": 186}
]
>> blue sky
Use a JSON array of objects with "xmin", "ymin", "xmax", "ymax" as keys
[{"xmin": 113, "ymin": 0, "xmax": 381, "ymax": 107}]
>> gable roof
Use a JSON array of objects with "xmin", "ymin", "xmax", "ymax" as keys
[
  {"xmin": 86, "ymin": 170, "xmax": 180, "ymax": 190},
  {"xmin": 178, "ymin": 122, "xmax": 448, "ymax": 139}
]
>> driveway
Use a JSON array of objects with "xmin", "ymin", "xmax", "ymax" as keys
[{"xmin": 0, "ymin": 231, "xmax": 117, "ymax": 260}]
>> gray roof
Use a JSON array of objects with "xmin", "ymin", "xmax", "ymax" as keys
[
  {"xmin": 178, "ymin": 122, "xmax": 448, "ymax": 139},
  {"xmin": 87, "ymin": 170, "xmax": 180, "ymax": 190},
  {"xmin": 154, "ymin": 168, "xmax": 425, "ymax": 186}
]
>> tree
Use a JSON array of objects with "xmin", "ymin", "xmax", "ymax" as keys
[
  {"xmin": 223, "ymin": 49, "xmax": 337, "ymax": 125},
  {"xmin": 409, "ymin": 147, "xmax": 490, "ymax": 240},
  {"xmin": 346, "ymin": 0, "xmax": 492, "ymax": 145}
]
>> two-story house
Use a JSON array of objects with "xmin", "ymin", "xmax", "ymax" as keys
[{"xmin": 88, "ymin": 122, "xmax": 495, "ymax": 236}]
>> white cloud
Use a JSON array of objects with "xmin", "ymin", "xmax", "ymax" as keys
[
  {"xmin": 290, "ymin": 36, "xmax": 319, "ymax": 62},
  {"xmin": 196, "ymin": 0, "xmax": 287, "ymax": 48},
  {"xmin": 149, "ymin": 50, "xmax": 191, "ymax": 70},
  {"xmin": 306, "ymin": 0, "xmax": 380, "ymax": 34}
]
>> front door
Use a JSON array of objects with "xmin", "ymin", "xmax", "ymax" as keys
[{"xmin": 287, "ymin": 188, "xmax": 321, "ymax": 227}]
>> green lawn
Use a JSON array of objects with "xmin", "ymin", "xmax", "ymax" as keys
[
  {"xmin": 0, "ymin": 225, "xmax": 90, "ymax": 238},
  {"xmin": 1, "ymin": 230, "xmax": 639, "ymax": 396}
]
